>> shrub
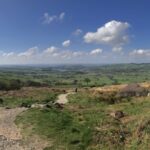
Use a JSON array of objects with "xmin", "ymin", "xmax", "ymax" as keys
[{"xmin": 0, "ymin": 79, "xmax": 22, "ymax": 91}]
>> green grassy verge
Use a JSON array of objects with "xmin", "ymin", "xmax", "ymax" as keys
[{"xmin": 0, "ymin": 89, "xmax": 58, "ymax": 108}]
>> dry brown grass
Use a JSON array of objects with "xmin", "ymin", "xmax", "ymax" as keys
[
  {"xmin": 91, "ymin": 82, "xmax": 150, "ymax": 94},
  {"xmin": 0, "ymin": 87, "xmax": 68, "ymax": 99}
]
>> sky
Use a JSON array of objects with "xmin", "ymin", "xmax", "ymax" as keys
[{"xmin": 0, "ymin": 0, "xmax": 150, "ymax": 64}]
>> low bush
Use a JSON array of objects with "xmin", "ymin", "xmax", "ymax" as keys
[{"xmin": 0, "ymin": 79, "xmax": 22, "ymax": 91}]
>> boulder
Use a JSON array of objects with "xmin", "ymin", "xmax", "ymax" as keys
[
  {"xmin": 118, "ymin": 83, "xmax": 148, "ymax": 97},
  {"xmin": 54, "ymin": 103, "xmax": 64, "ymax": 109},
  {"xmin": 110, "ymin": 111, "xmax": 124, "ymax": 119},
  {"xmin": 31, "ymin": 104, "xmax": 45, "ymax": 109}
]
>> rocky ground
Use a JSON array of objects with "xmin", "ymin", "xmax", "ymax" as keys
[
  {"xmin": 0, "ymin": 108, "xmax": 26, "ymax": 150},
  {"xmin": 0, "ymin": 92, "xmax": 73, "ymax": 150},
  {"xmin": 0, "ymin": 108, "xmax": 48, "ymax": 150},
  {"xmin": 0, "ymin": 135, "xmax": 24, "ymax": 150}
]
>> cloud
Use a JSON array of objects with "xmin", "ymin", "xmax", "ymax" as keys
[
  {"xmin": 18, "ymin": 47, "xmax": 38, "ymax": 57},
  {"xmin": 1, "ymin": 45, "xmax": 150, "ymax": 64},
  {"xmin": 59, "ymin": 12, "xmax": 65, "ymax": 20},
  {"xmin": 62, "ymin": 40, "xmax": 71, "ymax": 47},
  {"xmin": 72, "ymin": 51, "xmax": 84, "ymax": 57},
  {"xmin": 2, "ymin": 52, "xmax": 14, "ymax": 57},
  {"xmin": 73, "ymin": 29, "xmax": 83, "ymax": 36},
  {"xmin": 90, "ymin": 48, "xmax": 103, "ymax": 55},
  {"xmin": 130, "ymin": 49, "xmax": 150, "ymax": 56},
  {"xmin": 112, "ymin": 46, "xmax": 123, "ymax": 52},
  {"xmin": 44, "ymin": 46, "xmax": 58, "ymax": 54},
  {"xmin": 43, "ymin": 12, "xmax": 65, "ymax": 24},
  {"xmin": 84, "ymin": 20, "xmax": 130, "ymax": 51}
]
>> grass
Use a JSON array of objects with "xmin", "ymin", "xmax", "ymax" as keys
[
  {"xmin": 0, "ymin": 64, "xmax": 149, "ymax": 149},
  {"xmin": 15, "ymin": 91, "xmax": 150, "ymax": 150},
  {"xmin": 16, "ymin": 108, "xmax": 92, "ymax": 150},
  {"xmin": 0, "ymin": 87, "xmax": 59, "ymax": 108},
  {"xmin": 107, "ymin": 97, "xmax": 150, "ymax": 150}
]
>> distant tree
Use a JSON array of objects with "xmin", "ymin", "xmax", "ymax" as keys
[
  {"xmin": 84, "ymin": 78, "xmax": 91, "ymax": 86},
  {"xmin": 0, "ymin": 79, "xmax": 22, "ymax": 91},
  {"xmin": 0, "ymin": 98, "xmax": 3, "ymax": 104},
  {"xmin": 26, "ymin": 80, "xmax": 42, "ymax": 87},
  {"xmin": 0, "ymin": 81, "xmax": 8, "ymax": 90},
  {"xmin": 10, "ymin": 79, "xmax": 22, "ymax": 90},
  {"xmin": 73, "ymin": 80, "xmax": 78, "ymax": 85},
  {"xmin": 112, "ymin": 79, "xmax": 119, "ymax": 85}
]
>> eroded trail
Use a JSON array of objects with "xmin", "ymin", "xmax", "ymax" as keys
[
  {"xmin": 0, "ymin": 108, "xmax": 27, "ymax": 150},
  {"xmin": 56, "ymin": 92, "xmax": 74, "ymax": 104},
  {"xmin": 0, "ymin": 108, "xmax": 48, "ymax": 150},
  {"xmin": 0, "ymin": 108, "xmax": 26, "ymax": 140},
  {"xmin": 0, "ymin": 92, "xmax": 74, "ymax": 150}
]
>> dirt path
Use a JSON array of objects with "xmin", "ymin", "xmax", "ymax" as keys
[
  {"xmin": 0, "ymin": 108, "xmax": 26, "ymax": 140},
  {"xmin": 56, "ymin": 92, "xmax": 74, "ymax": 104},
  {"xmin": 0, "ymin": 108, "xmax": 27, "ymax": 150},
  {"xmin": 0, "ymin": 108, "xmax": 48, "ymax": 150},
  {"xmin": 0, "ymin": 92, "xmax": 74, "ymax": 150}
]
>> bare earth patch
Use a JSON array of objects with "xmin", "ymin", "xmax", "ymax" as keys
[
  {"xmin": 56, "ymin": 92, "xmax": 75, "ymax": 104},
  {"xmin": 0, "ymin": 107, "xmax": 48, "ymax": 150},
  {"xmin": 0, "ymin": 108, "xmax": 25, "ymax": 140}
]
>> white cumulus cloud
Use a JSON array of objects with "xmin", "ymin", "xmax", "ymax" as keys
[
  {"xmin": 90, "ymin": 48, "xmax": 103, "ymax": 55},
  {"xmin": 18, "ymin": 47, "xmax": 38, "ymax": 57},
  {"xmin": 44, "ymin": 46, "xmax": 58, "ymax": 54},
  {"xmin": 62, "ymin": 40, "xmax": 71, "ymax": 47},
  {"xmin": 1, "ymin": 45, "xmax": 150, "ymax": 64},
  {"xmin": 130, "ymin": 49, "xmax": 150, "ymax": 56},
  {"xmin": 84, "ymin": 20, "xmax": 130, "ymax": 51},
  {"xmin": 2, "ymin": 52, "xmax": 15, "ymax": 57}
]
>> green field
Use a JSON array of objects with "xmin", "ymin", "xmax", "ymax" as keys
[
  {"xmin": 0, "ymin": 64, "xmax": 150, "ymax": 88},
  {"xmin": 0, "ymin": 64, "xmax": 149, "ymax": 150},
  {"xmin": 15, "ymin": 90, "xmax": 150, "ymax": 150}
]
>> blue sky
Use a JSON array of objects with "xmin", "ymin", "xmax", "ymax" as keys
[{"xmin": 0, "ymin": 0, "xmax": 150, "ymax": 64}]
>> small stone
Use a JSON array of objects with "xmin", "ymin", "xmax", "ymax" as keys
[{"xmin": 110, "ymin": 111, "xmax": 124, "ymax": 119}]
